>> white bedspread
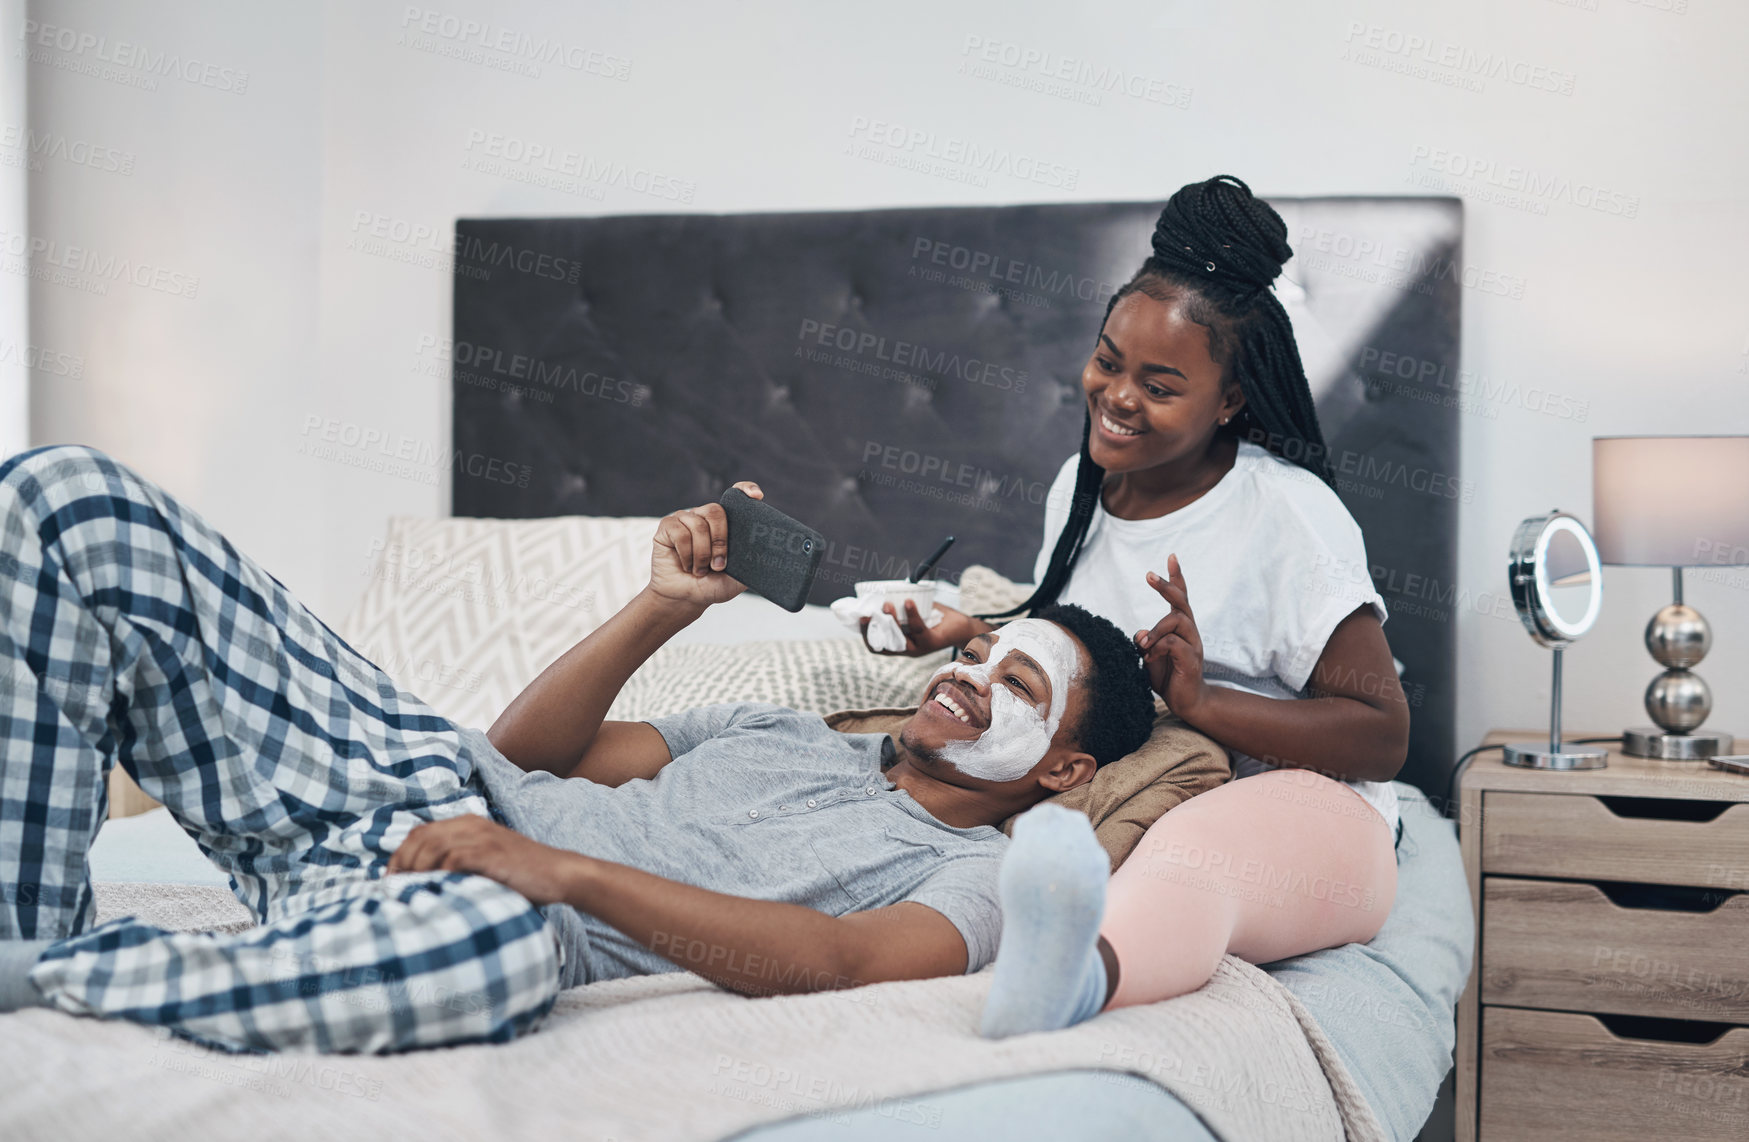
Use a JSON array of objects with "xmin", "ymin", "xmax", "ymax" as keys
[{"xmin": 1, "ymin": 947, "xmax": 1382, "ymax": 1142}]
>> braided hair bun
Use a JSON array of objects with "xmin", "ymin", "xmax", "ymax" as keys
[{"xmin": 1149, "ymin": 174, "xmax": 1292, "ymax": 304}]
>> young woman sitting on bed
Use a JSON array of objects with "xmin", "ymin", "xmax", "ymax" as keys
[{"xmin": 864, "ymin": 174, "xmax": 1409, "ymax": 1036}]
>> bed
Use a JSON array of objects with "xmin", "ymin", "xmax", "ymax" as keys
[
  {"xmin": 74, "ymin": 715, "xmax": 1469, "ymax": 1142},
  {"xmin": 32, "ymin": 195, "xmax": 1472, "ymax": 1141}
]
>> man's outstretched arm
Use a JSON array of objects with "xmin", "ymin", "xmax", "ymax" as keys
[
  {"xmin": 387, "ymin": 817, "xmax": 969, "ymax": 994},
  {"xmin": 488, "ymin": 481, "xmax": 762, "ymax": 783}
]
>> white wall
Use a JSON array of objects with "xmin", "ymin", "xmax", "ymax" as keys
[
  {"xmin": 25, "ymin": 0, "xmax": 1749, "ymax": 760},
  {"xmin": 23, "ymin": 0, "xmax": 322, "ymax": 586},
  {"xmin": 0, "ymin": 0, "xmax": 28, "ymax": 456}
]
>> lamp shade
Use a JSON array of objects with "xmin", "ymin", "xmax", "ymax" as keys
[{"xmin": 1592, "ymin": 436, "xmax": 1749, "ymax": 567}]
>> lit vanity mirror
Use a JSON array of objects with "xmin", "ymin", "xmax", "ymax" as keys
[{"xmin": 1505, "ymin": 511, "xmax": 1607, "ymax": 769}]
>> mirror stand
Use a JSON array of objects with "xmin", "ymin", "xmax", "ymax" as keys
[{"xmin": 1504, "ymin": 647, "xmax": 1609, "ymax": 769}]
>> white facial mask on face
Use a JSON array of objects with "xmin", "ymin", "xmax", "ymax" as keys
[{"xmin": 928, "ymin": 618, "xmax": 1081, "ymax": 782}]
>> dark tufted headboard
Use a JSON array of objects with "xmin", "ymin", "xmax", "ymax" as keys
[{"xmin": 451, "ymin": 197, "xmax": 1463, "ymax": 799}]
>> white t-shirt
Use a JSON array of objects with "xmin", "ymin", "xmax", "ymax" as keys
[{"xmin": 1031, "ymin": 441, "xmax": 1399, "ymax": 834}]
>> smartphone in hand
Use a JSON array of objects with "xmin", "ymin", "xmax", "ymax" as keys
[{"xmin": 719, "ymin": 488, "xmax": 825, "ymax": 612}]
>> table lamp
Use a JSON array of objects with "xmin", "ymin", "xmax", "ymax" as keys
[{"xmin": 1592, "ymin": 436, "xmax": 1749, "ymax": 759}]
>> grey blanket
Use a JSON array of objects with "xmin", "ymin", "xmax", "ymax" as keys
[{"xmin": 9, "ymin": 783, "xmax": 1476, "ymax": 1142}]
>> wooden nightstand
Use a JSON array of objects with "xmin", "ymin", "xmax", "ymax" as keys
[{"xmin": 1455, "ymin": 731, "xmax": 1749, "ymax": 1142}]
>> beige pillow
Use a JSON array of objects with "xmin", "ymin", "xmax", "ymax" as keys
[
  {"xmin": 603, "ymin": 639, "xmax": 950, "ymax": 722},
  {"xmin": 825, "ymin": 702, "xmax": 1231, "ymax": 871},
  {"xmin": 953, "ymin": 563, "xmax": 1034, "ymax": 622},
  {"xmin": 592, "ymin": 564, "xmax": 1069, "ymax": 722}
]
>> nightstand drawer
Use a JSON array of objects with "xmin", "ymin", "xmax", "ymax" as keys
[
  {"xmin": 1482, "ymin": 792, "xmax": 1749, "ymax": 889},
  {"xmin": 1481, "ymin": 878, "xmax": 1749, "ymax": 1022},
  {"xmin": 1480, "ymin": 1008, "xmax": 1749, "ymax": 1142}
]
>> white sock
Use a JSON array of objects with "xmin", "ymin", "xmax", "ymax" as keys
[
  {"xmin": 0, "ymin": 939, "xmax": 55, "ymax": 1011},
  {"xmin": 979, "ymin": 803, "xmax": 1111, "ymax": 1038}
]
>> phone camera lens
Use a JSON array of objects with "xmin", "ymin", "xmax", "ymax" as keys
[{"xmin": 803, "ymin": 540, "xmax": 813, "ymax": 552}]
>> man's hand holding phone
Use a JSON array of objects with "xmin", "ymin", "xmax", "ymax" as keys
[{"xmin": 647, "ymin": 481, "xmax": 764, "ymax": 610}]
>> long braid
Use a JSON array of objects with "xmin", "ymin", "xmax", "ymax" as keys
[
  {"xmin": 1224, "ymin": 288, "xmax": 1333, "ymax": 484},
  {"xmin": 979, "ymin": 174, "xmax": 1331, "ymax": 621},
  {"xmin": 980, "ymin": 290, "xmax": 1122, "ymax": 621},
  {"xmin": 981, "ymin": 406, "xmax": 1102, "ymax": 620}
]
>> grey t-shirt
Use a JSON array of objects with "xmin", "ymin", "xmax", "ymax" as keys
[{"xmin": 462, "ymin": 702, "xmax": 1008, "ymax": 988}]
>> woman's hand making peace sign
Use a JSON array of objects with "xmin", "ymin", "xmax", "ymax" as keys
[{"xmin": 1135, "ymin": 554, "xmax": 1212, "ymax": 723}]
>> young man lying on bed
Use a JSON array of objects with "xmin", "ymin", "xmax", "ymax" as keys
[{"xmin": 0, "ymin": 445, "xmax": 1161, "ymax": 1054}]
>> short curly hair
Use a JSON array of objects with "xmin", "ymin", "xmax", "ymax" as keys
[{"xmin": 1029, "ymin": 603, "xmax": 1156, "ymax": 767}]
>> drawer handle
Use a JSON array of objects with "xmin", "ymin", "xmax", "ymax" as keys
[
  {"xmin": 1596, "ymin": 795, "xmax": 1733, "ymax": 823},
  {"xmin": 1593, "ymin": 880, "xmax": 1741, "ymax": 913},
  {"xmin": 1593, "ymin": 1011, "xmax": 1739, "ymax": 1047}
]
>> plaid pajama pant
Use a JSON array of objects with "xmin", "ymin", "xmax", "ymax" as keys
[{"xmin": 0, "ymin": 445, "xmax": 560, "ymax": 1053}]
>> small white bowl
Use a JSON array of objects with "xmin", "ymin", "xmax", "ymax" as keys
[{"xmin": 854, "ymin": 579, "xmax": 939, "ymax": 622}]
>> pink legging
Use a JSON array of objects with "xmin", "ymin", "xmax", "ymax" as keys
[{"xmin": 1100, "ymin": 767, "xmax": 1398, "ymax": 1009}]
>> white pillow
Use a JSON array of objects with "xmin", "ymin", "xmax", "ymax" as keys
[{"xmin": 337, "ymin": 515, "xmax": 659, "ymax": 730}]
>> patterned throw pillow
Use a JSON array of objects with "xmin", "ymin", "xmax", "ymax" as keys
[{"xmin": 336, "ymin": 515, "xmax": 659, "ymax": 730}]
